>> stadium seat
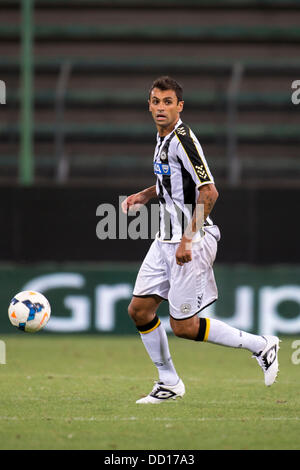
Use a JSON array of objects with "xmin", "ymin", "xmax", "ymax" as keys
[{"xmin": 0, "ymin": 0, "xmax": 299, "ymax": 185}]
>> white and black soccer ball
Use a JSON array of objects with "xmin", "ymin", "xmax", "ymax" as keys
[{"xmin": 8, "ymin": 291, "xmax": 51, "ymax": 333}]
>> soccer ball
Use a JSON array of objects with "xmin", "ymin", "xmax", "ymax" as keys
[{"xmin": 8, "ymin": 291, "xmax": 51, "ymax": 333}]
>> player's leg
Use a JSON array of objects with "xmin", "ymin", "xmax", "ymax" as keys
[
  {"xmin": 128, "ymin": 295, "xmax": 184, "ymax": 403},
  {"xmin": 130, "ymin": 239, "xmax": 180, "ymax": 384},
  {"xmin": 170, "ymin": 314, "xmax": 266, "ymax": 354},
  {"xmin": 168, "ymin": 230, "xmax": 280, "ymax": 386},
  {"xmin": 170, "ymin": 314, "xmax": 279, "ymax": 386},
  {"xmin": 129, "ymin": 239, "xmax": 185, "ymax": 403},
  {"xmin": 168, "ymin": 229, "xmax": 256, "ymax": 352},
  {"xmin": 128, "ymin": 295, "xmax": 179, "ymax": 386}
]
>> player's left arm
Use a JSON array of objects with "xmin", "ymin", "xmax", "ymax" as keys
[
  {"xmin": 176, "ymin": 183, "xmax": 218, "ymax": 266},
  {"xmin": 196, "ymin": 182, "xmax": 219, "ymax": 223},
  {"xmin": 174, "ymin": 124, "xmax": 218, "ymax": 265}
]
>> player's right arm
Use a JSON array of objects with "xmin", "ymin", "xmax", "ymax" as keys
[{"xmin": 121, "ymin": 185, "xmax": 157, "ymax": 214}]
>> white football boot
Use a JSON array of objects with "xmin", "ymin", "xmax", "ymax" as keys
[
  {"xmin": 252, "ymin": 335, "xmax": 280, "ymax": 386},
  {"xmin": 136, "ymin": 379, "xmax": 185, "ymax": 404}
]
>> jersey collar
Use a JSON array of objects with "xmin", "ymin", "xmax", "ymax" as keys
[{"xmin": 156, "ymin": 118, "xmax": 183, "ymax": 143}]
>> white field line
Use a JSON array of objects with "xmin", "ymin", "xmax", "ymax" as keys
[
  {"xmin": 0, "ymin": 416, "xmax": 299, "ymax": 423},
  {"xmin": 0, "ymin": 374, "xmax": 296, "ymax": 385}
]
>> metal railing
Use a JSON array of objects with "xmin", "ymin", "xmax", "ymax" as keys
[
  {"xmin": 226, "ymin": 62, "xmax": 244, "ymax": 186},
  {"xmin": 55, "ymin": 60, "xmax": 72, "ymax": 183},
  {"xmin": 19, "ymin": 0, "xmax": 34, "ymax": 185}
]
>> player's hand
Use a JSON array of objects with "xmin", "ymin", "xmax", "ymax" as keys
[
  {"xmin": 121, "ymin": 192, "xmax": 147, "ymax": 214},
  {"xmin": 176, "ymin": 237, "xmax": 192, "ymax": 266}
]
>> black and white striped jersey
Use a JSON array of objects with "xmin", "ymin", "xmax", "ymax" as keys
[{"xmin": 153, "ymin": 118, "xmax": 214, "ymax": 242}]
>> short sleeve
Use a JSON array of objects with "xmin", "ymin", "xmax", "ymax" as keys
[{"xmin": 175, "ymin": 123, "xmax": 214, "ymax": 188}]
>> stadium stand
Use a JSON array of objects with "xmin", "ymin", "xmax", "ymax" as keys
[{"xmin": 0, "ymin": 0, "xmax": 300, "ymax": 187}]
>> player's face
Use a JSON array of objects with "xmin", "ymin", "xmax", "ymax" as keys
[{"xmin": 148, "ymin": 88, "xmax": 184, "ymax": 136}]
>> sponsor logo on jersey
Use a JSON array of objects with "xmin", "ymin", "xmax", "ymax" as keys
[{"xmin": 154, "ymin": 162, "xmax": 171, "ymax": 175}]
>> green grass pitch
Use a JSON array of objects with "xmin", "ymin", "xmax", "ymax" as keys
[{"xmin": 0, "ymin": 333, "xmax": 299, "ymax": 450}]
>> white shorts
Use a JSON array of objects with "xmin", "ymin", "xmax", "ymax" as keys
[{"xmin": 133, "ymin": 225, "xmax": 220, "ymax": 320}]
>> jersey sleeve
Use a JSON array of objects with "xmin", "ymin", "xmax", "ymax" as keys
[{"xmin": 174, "ymin": 123, "xmax": 214, "ymax": 188}]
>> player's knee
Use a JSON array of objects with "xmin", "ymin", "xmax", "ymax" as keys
[
  {"xmin": 128, "ymin": 301, "xmax": 138, "ymax": 321},
  {"xmin": 170, "ymin": 316, "xmax": 199, "ymax": 340},
  {"xmin": 171, "ymin": 323, "xmax": 190, "ymax": 339},
  {"xmin": 128, "ymin": 300, "xmax": 151, "ymax": 325}
]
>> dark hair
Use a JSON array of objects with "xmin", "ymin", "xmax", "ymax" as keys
[{"xmin": 149, "ymin": 76, "xmax": 183, "ymax": 102}]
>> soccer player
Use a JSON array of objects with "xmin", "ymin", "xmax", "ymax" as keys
[{"xmin": 122, "ymin": 76, "xmax": 280, "ymax": 404}]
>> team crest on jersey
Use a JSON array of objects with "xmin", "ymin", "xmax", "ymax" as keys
[
  {"xmin": 180, "ymin": 303, "xmax": 192, "ymax": 314},
  {"xmin": 154, "ymin": 162, "xmax": 171, "ymax": 175},
  {"xmin": 160, "ymin": 150, "xmax": 167, "ymax": 161}
]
